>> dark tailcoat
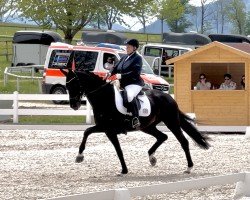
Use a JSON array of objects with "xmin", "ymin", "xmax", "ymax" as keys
[{"xmin": 110, "ymin": 52, "xmax": 144, "ymax": 88}]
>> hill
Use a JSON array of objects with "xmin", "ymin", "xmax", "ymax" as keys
[{"xmin": 139, "ymin": 0, "xmax": 250, "ymax": 34}]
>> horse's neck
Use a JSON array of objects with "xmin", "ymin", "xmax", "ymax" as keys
[{"xmin": 86, "ymin": 84, "xmax": 114, "ymax": 109}]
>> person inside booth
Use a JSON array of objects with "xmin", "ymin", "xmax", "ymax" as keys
[
  {"xmin": 195, "ymin": 73, "xmax": 211, "ymax": 90},
  {"xmin": 219, "ymin": 73, "xmax": 236, "ymax": 90},
  {"xmin": 240, "ymin": 75, "xmax": 245, "ymax": 89}
]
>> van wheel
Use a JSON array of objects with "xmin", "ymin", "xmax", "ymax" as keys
[{"xmin": 52, "ymin": 86, "xmax": 67, "ymax": 104}]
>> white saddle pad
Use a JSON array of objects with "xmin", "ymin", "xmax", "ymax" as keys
[{"xmin": 113, "ymin": 85, "xmax": 151, "ymax": 117}]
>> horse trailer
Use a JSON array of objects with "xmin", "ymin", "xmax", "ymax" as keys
[{"xmin": 12, "ymin": 30, "xmax": 62, "ymax": 66}]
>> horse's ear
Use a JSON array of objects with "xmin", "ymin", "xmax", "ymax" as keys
[{"xmin": 60, "ymin": 69, "xmax": 68, "ymax": 76}]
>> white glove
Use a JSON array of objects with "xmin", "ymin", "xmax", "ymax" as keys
[{"xmin": 116, "ymin": 73, "xmax": 121, "ymax": 79}]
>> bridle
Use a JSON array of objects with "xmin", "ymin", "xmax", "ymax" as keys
[
  {"xmin": 66, "ymin": 73, "xmax": 83, "ymax": 101},
  {"xmin": 66, "ymin": 71, "xmax": 110, "ymax": 100}
]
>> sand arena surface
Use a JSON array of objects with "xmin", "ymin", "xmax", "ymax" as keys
[{"xmin": 0, "ymin": 129, "xmax": 249, "ymax": 200}]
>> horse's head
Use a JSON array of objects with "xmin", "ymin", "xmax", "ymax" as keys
[
  {"xmin": 61, "ymin": 69, "xmax": 82, "ymax": 110},
  {"xmin": 61, "ymin": 69, "xmax": 108, "ymax": 110}
]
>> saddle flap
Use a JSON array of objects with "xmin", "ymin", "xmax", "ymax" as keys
[{"xmin": 113, "ymin": 85, "xmax": 151, "ymax": 117}]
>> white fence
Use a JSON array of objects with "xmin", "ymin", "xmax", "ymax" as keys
[
  {"xmin": 4, "ymin": 66, "xmax": 43, "ymax": 91},
  {"xmin": 47, "ymin": 172, "xmax": 250, "ymax": 200},
  {"xmin": 0, "ymin": 91, "xmax": 92, "ymax": 124}
]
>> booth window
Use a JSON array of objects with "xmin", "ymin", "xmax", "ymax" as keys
[{"xmin": 191, "ymin": 63, "xmax": 245, "ymax": 90}]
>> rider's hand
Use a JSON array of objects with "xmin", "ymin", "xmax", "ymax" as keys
[
  {"xmin": 116, "ymin": 73, "xmax": 121, "ymax": 79},
  {"xmin": 104, "ymin": 72, "xmax": 111, "ymax": 80}
]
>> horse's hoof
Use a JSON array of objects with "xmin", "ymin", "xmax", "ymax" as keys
[
  {"xmin": 149, "ymin": 155, "xmax": 157, "ymax": 166},
  {"xmin": 117, "ymin": 173, "xmax": 126, "ymax": 177},
  {"xmin": 75, "ymin": 155, "xmax": 84, "ymax": 163},
  {"xmin": 117, "ymin": 170, "xmax": 128, "ymax": 177},
  {"xmin": 122, "ymin": 169, "xmax": 128, "ymax": 174},
  {"xmin": 184, "ymin": 167, "xmax": 193, "ymax": 174}
]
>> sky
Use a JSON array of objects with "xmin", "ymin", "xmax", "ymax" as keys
[{"xmin": 189, "ymin": 0, "xmax": 215, "ymax": 6}]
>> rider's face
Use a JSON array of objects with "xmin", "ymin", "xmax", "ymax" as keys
[{"xmin": 126, "ymin": 44, "xmax": 135, "ymax": 55}]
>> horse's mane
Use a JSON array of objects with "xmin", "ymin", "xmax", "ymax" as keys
[{"xmin": 76, "ymin": 70, "xmax": 107, "ymax": 86}]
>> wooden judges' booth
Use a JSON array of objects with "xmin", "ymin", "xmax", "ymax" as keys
[{"xmin": 167, "ymin": 41, "xmax": 250, "ymax": 125}]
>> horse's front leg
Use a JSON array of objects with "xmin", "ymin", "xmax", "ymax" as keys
[
  {"xmin": 106, "ymin": 132, "xmax": 128, "ymax": 175},
  {"xmin": 76, "ymin": 125, "xmax": 103, "ymax": 163}
]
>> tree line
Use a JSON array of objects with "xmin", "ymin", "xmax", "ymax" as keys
[{"xmin": 0, "ymin": 0, "xmax": 249, "ymax": 44}]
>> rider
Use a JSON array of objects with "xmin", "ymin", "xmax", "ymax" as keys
[{"xmin": 106, "ymin": 39, "xmax": 144, "ymax": 128}]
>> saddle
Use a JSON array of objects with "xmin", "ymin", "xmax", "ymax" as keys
[{"xmin": 113, "ymin": 85, "xmax": 151, "ymax": 117}]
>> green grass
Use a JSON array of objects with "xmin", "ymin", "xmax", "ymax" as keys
[
  {"xmin": 0, "ymin": 56, "xmax": 42, "ymax": 94},
  {"xmin": 0, "ymin": 22, "xmax": 82, "ymax": 41},
  {"xmin": 18, "ymin": 115, "xmax": 86, "ymax": 124}
]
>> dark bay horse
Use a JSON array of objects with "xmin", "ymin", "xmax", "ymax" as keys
[{"xmin": 61, "ymin": 69, "xmax": 210, "ymax": 175}]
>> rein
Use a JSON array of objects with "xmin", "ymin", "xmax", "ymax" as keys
[
  {"xmin": 66, "ymin": 77, "xmax": 76, "ymax": 84},
  {"xmin": 85, "ymin": 82, "xmax": 110, "ymax": 97},
  {"xmin": 68, "ymin": 71, "xmax": 111, "ymax": 99}
]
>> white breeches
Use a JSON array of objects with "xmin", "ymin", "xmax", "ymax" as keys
[{"xmin": 125, "ymin": 84, "xmax": 142, "ymax": 102}]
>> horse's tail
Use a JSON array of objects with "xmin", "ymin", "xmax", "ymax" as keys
[{"xmin": 179, "ymin": 111, "xmax": 211, "ymax": 149}]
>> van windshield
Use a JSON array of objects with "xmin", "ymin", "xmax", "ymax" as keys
[{"xmin": 118, "ymin": 53, "xmax": 154, "ymax": 75}]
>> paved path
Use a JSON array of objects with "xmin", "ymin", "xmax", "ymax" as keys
[
  {"xmin": 0, "ymin": 124, "xmax": 247, "ymax": 133},
  {"xmin": 0, "ymin": 124, "xmax": 171, "ymax": 132}
]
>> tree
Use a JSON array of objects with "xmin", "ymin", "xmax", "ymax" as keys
[
  {"xmin": 153, "ymin": 0, "xmax": 191, "ymax": 34},
  {"xmin": 17, "ymin": 0, "xmax": 104, "ymax": 43},
  {"xmin": 164, "ymin": 0, "xmax": 192, "ymax": 32},
  {"xmin": 214, "ymin": 0, "xmax": 229, "ymax": 34},
  {"xmin": 97, "ymin": 4, "xmax": 126, "ymax": 30},
  {"xmin": 131, "ymin": 0, "xmax": 155, "ymax": 33},
  {"xmin": 200, "ymin": 0, "xmax": 216, "ymax": 34},
  {"xmin": 190, "ymin": 0, "xmax": 216, "ymax": 34},
  {"xmin": 93, "ymin": 0, "xmax": 153, "ymax": 31},
  {"xmin": 244, "ymin": 11, "xmax": 250, "ymax": 35},
  {"xmin": 0, "ymin": 0, "xmax": 17, "ymax": 22},
  {"xmin": 226, "ymin": 0, "xmax": 246, "ymax": 34}
]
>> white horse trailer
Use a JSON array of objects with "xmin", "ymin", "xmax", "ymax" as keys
[{"xmin": 12, "ymin": 31, "xmax": 62, "ymax": 66}]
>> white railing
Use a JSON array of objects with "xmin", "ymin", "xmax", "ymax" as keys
[
  {"xmin": 4, "ymin": 66, "xmax": 43, "ymax": 91},
  {"xmin": 47, "ymin": 172, "xmax": 250, "ymax": 200},
  {"xmin": 0, "ymin": 91, "xmax": 92, "ymax": 124}
]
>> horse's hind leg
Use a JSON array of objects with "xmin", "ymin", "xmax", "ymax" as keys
[
  {"xmin": 168, "ymin": 126, "xmax": 193, "ymax": 173},
  {"xmin": 76, "ymin": 125, "xmax": 102, "ymax": 163},
  {"xmin": 142, "ymin": 125, "xmax": 168, "ymax": 166}
]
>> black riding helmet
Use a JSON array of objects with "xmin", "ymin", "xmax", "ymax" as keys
[{"xmin": 125, "ymin": 39, "xmax": 139, "ymax": 49}]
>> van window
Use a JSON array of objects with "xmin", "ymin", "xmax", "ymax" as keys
[
  {"xmin": 49, "ymin": 50, "xmax": 72, "ymax": 69},
  {"xmin": 144, "ymin": 47, "xmax": 161, "ymax": 57},
  {"xmin": 74, "ymin": 51, "xmax": 98, "ymax": 71},
  {"xmin": 180, "ymin": 49, "xmax": 189, "ymax": 55},
  {"xmin": 164, "ymin": 49, "xmax": 179, "ymax": 58}
]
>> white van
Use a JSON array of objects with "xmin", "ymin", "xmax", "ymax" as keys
[{"xmin": 140, "ymin": 43, "xmax": 192, "ymax": 77}]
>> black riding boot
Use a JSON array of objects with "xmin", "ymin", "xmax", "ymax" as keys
[{"xmin": 129, "ymin": 99, "xmax": 140, "ymax": 128}]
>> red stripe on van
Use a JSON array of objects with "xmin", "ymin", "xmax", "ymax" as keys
[{"xmin": 46, "ymin": 69, "xmax": 65, "ymax": 77}]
